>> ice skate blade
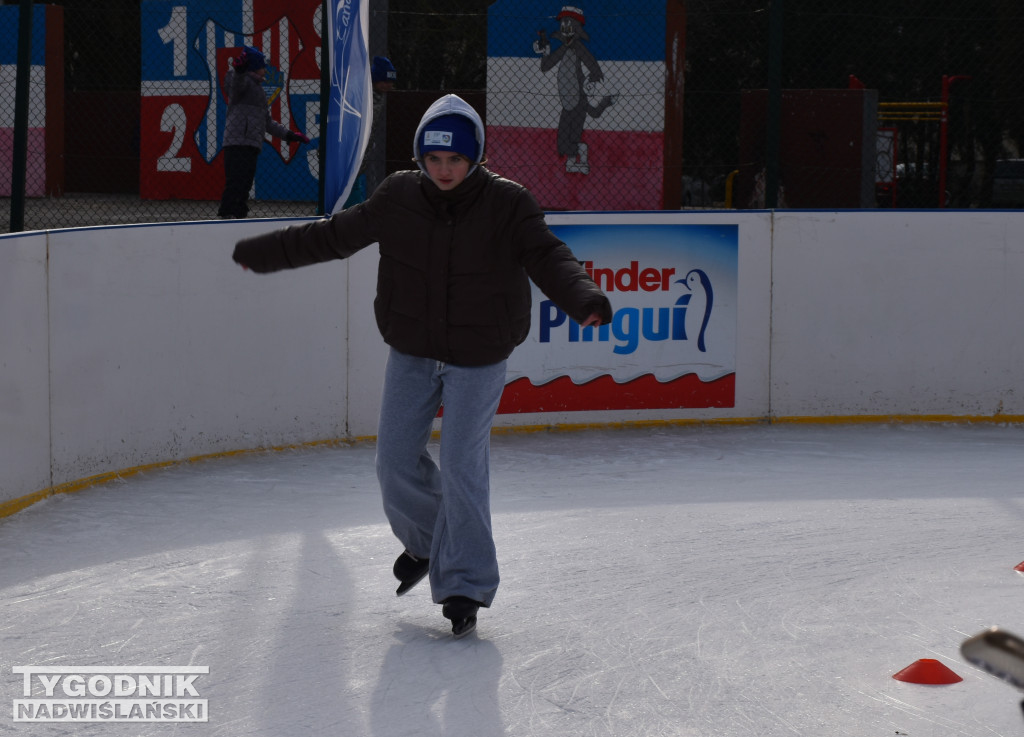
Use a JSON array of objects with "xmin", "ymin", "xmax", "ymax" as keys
[
  {"xmin": 395, "ymin": 570, "xmax": 427, "ymax": 596},
  {"xmin": 452, "ymin": 617, "xmax": 477, "ymax": 639}
]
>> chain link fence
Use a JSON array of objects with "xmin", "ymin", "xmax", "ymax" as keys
[{"xmin": 4, "ymin": 0, "xmax": 1024, "ymax": 233}]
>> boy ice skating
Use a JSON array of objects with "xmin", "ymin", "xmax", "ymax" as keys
[{"xmin": 232, "ymin": 93, "xmax": 612, "ymax": 637}]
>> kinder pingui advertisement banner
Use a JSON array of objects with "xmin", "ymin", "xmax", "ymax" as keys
[
  {"xmin": 501, "ymin": 217, "xmax": 738, "ymax": 413},
  {"xmin": 486, "ymin": 1, "xmax": 670, "ymax": 210},
  {"xmin": 140, "ymin": 0, "xmax": 322, "ymax": 201}
]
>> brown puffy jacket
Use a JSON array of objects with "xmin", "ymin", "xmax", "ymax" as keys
[{"xmin": 232, "ymin": 166, "xmax": 612, "ymax": 366}]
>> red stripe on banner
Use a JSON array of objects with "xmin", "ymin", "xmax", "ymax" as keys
[
  {"xmin": 253, "ymin": 1, "xmax": 322, "ymax": 79},
  {"xmin": 0, "ymin": 128, "xmax": 46, "ymax": 196},
  {"xmin": 497, "ymin": 373, "xmax": 736, "ymax": 414},
  {"xmin": 486, "ymin": 126, "xmax": 664, "ymax": 210}
]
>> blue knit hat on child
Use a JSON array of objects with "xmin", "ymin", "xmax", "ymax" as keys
[
  {"xmin": 243, "ymin": 46, "xmax": 266, "ymax": 71},
  {"xmin": 371, "ymin": 56, "xmax": 396, "ymax": 83},
  {"xmin": 419, "ymin": 114, "xmax": 479, "ymax": 161}
]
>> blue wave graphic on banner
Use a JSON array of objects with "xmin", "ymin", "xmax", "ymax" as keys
[{"xmin": 325, "ymin": 0, "xmax": 371, "ymax": 213}]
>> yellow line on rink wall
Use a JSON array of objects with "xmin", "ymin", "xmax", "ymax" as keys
[
  {"xmin": 4, "ymin": 414, "xmax": 1024, "ymax": 521},
  {"xmin": 770, "ymin": 413, "xmax": 1024, "ymax": 426},
  {"xmin": 0, "ymin": 438, "xmax": 371, "ymax": 522}
]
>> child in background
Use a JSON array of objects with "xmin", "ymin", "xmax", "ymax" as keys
[{"xmin": 218, "ymin": 46, "xmax": 310, "ymax": 219}]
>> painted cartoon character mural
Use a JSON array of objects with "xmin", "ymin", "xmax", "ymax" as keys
[{"xmin": 533, "ymin": 5, "xmax": 616, "ymax": 174}]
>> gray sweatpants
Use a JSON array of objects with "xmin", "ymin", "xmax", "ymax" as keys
[{"xmin": 375, "ymin": 349, "xmax": 507, "ymax": 607}]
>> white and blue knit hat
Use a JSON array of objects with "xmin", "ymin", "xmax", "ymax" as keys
[{"xmin": 418, "ymin": 114, "xmax": 479, "ymax": 161}]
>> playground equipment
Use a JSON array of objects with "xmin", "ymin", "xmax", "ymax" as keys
[{"xmin": 874, "ymin": 74, "xmax": 971, "ymax": 208}]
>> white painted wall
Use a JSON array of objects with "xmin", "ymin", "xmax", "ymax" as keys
[
  {"xmin": 770, "ymin": 210, "xmax": 1024, "ymax": 418},
  {"xmin": 344, "ymin": 241, "xmax": 390, "ymax": 439},
  {"xmin": 0, "ymin": 232, "xmax": 50, "ymax": 496},
  {"xmin": 45, "ymin": 220, "xmax": 353, "ymax": 483},
  {"xmin": 2, "ymin": 209, "xmax": 1023, "ymax": 508}
]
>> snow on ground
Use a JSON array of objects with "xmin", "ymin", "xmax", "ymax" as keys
[{"xmin": 2, "ymin": 422, "xmax": 1023, "ymax": 736}]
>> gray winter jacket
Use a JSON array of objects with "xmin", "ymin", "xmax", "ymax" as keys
[{"xmin": 222, "ymin": 68, "xmax": 294, "ymax": 149}]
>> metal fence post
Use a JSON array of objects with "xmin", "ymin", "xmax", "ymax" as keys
[
  {"xmin": 764, "ymin": 0, "xmax": 783, "ymax": 210},
  {"xmin": 317, "ymin": 0, "xmax": 330, "ymax": 215}
]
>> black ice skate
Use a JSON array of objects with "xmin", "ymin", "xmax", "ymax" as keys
[
  {"xmin": 393, "ymin": 550, "xmax": 429, "ymax": 596},
  {"xmin": 441, "ymin": 596, "xmax": 481, "ymax": 639}
]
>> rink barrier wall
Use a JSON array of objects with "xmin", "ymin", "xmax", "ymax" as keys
[
  {"xmin": 2, "ymin": 210, "xmax": 1024, "ymax": 516},
  {"xmin": 5, "ymin": 411, "xmax": 1024, "ymax": 521}
]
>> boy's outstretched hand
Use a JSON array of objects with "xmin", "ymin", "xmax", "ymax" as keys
[{"xmin": 581, "ymin": 298, "xmax": 613, "ymax": 328}]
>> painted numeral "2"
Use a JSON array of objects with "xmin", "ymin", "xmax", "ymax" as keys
[{"xmin": 157, "ymin": 104, "xmax": 191, "ymax": 173}]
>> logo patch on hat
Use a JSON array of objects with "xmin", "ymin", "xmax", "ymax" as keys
[{"xmin": 424, "ymin": 130, "xmax": 453, "ymax": 147}]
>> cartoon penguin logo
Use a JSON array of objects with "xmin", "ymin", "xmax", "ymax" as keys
[
  {"xmin": 675, "ymin": 269, "xmax": 713, "ymax": 352},
  {"xmin": 533, "ymin": 5, "xmax": 617, "ymax": 174}
]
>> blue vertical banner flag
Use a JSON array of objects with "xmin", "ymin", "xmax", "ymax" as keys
[{"xmin": 325, "ymin": 0, "xmax": 371, "ymax": 213}]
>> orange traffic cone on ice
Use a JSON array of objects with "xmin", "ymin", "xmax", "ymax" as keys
[{"xmin": 892, "ymin": 658, "xmax": 963, "ymax": 684}]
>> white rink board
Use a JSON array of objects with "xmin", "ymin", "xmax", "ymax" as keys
[
  {"xmin": 0, "ymin": 231, "xmax": 50, "ymax": 499},
  {"xmin": 4, "ymin": 209, "xmax": 1024, "ymax": 506},
  {"xmin": 770, "ymin": 210, "xmax": 1024, "ymax": 418},
  {"xmin": 44, "ymin": 220, "xmax": 350, "ymax": 484}
]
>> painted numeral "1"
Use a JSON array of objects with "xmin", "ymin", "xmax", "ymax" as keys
[{"xmin": 157, "ymin": 6, "xmax": 188, "ymax": 77}]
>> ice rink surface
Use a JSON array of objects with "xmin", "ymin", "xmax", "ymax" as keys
[{"xmin": 3, "ymin": 422, "xmax": 1024, "ymax": 736}]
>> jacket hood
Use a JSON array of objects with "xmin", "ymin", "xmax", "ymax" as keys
[{"xmin": 413, "ymin": 94, "xmax": 485, "ymax": 176}]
